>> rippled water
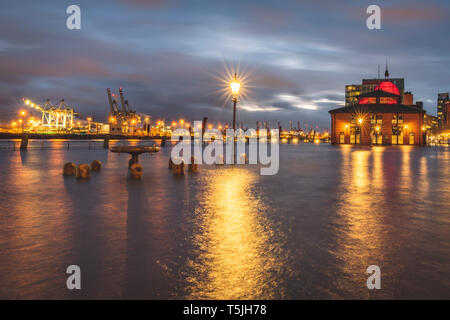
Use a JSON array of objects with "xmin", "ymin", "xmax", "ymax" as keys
[{"xmin": 0, "ymin": 140, "xmax": 449, "ymax": 299}]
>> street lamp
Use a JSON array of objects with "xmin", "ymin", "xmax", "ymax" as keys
[
  {"xmin": 358, "ymin": 118, "xmax": 363, "ymax": 144},
  {"xmin": 230, "ymin": 72, "xmax": 241, "ymax": 130}
]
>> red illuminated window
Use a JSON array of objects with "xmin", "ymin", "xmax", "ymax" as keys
[{"xmin": 375, "ymin": 81, "xmax": 400, "ymax": 95}]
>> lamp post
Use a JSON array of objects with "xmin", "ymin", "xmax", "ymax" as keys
[
  {"xmin": 376, "ymin": 126, "xmax": 380, "ymax": 145},
  {"xmin": 358, "ymin": 118, "xmax": 363, "ymax": 144},
  {"xmin": 19, "ymin": 110, "xmax": 27, "ymax": 134},
  {"xmin": 145, "ymin": 117, "xmax": 149, "ymax": 136},
  {"xmin": 230, "ymin": 73, "xmax": 241, "ymax": 131},
  {"xmin": 87, "ymin": 117, "xmax": 92, "ymax": 134}
]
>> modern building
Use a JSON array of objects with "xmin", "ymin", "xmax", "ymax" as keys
[
  {"xmin": 345, "ymin": 67, "xmax": 405, "ymax": 106},
  {"xmin": 437, "ymin": 93, "xmax": 449, "ymax": 128},
  {"xmin": 445, "ymin": 101, "xmax": 450, "ymax": 129},
  {"xmin": 423, "ymin": 113, "xmax": 439, "ymax": 134},
  {"xmin": 331, "ymin": 79, "xmax": 425, "ymax": 146}
]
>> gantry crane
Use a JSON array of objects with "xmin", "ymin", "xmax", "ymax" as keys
[{"xmin": 22, "ymin": 98, "xmax": 75, "ymax": 130}]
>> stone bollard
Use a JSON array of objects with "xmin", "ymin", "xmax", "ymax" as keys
[
  {"xmin": 63, "ymin": 162, "xmax": 77, "ymax": 176},
  {"xmin": 168, "ymin": 156, "xmax": 175, "ymax": 169},
  {"xmin": 76, "ymin": 164, "xmax": 91, "ymax": 179},
  {"xmin": 173, "ymin": 160, "xmax": 185, "ymax": 176},
  {"xmin": 188, "ymin": 156, "xmax": 198, "ymax": 172},
  {"xmin": 91, "ymin": 160, "xmax": 102, "ymax": 172},
  {"xmin": 130, "ymin": 163, "xmax": 143, "ymax": 179}
]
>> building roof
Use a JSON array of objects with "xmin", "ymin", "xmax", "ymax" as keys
[
  {"xmin": 329, "ymin": 104, "xmax": 426, "ymax": 114},
  {"xmin": 357, "ymin": 90, "xmax": 400, "ymax": 98}
]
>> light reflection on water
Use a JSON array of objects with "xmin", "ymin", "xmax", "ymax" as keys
[
  {"xmin": 181, "ymin": 168, "xmax": 290, "ymax": 299},
  {"xmin": 0, "ymin": 141, "xmax": 449, "ymax": 299}
]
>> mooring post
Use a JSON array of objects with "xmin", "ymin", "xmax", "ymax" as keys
[
  {"xmin": 20, "ymin": 135, "xmax": 28, "ymax": 150},
  {"xmin": 103, "ymin": 137, "xmax": 110, "ymax": 149}
]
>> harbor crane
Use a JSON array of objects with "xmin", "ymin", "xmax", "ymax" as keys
[{"xmin": 22, "ymin": 98, "xmax": 75, "ymax": 130}]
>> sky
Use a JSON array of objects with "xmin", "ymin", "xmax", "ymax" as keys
[{"xmin": 1, "ymin": 0, "xmax": 450, "ymax": 129}]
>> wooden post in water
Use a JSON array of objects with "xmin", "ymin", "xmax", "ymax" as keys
[
  {"xmin": 20, "ymin": 135, "xmax": 28, "ymax": 150},
  {"xmin": 103, "ymin": 137, "xmax": 109, "ymax": 149}
]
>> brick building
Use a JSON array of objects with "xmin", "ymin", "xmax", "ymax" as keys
[{"xmin": 330, "ymin": 80, "xmax": 426, "ymax": 146}]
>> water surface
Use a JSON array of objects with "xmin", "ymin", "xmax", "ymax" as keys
[{"xmin": 0, "ymin": 141, "xmax": 449, "ymax": 299}]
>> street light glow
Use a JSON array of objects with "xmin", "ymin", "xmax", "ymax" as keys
[{"xmin": 230, "ymin": 73, "xmax": 240, "ymax": 96}]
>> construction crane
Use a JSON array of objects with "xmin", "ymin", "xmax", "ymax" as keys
[
  {"xmin": 107, "ymin": 88, "xmax": 144, "ymax": 134},
  {"xmin": 22, "ymin": 98, "xmax": 75, "ymax": 130}
]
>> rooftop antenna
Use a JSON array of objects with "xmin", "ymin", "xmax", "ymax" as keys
[
  {"xmin": 384, "ymin": 57, "xmax": 389, "ymax": 79},
  {"xmin": 378, "ymin": 64, "xmax": 380, "ymax": 79}
]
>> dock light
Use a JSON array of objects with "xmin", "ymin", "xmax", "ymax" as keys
[
  {"xmin": 20, "ymin": 111, "xmax": 26, "ymax": 116},
  {"xmin": 25, "ymin": 100, "xmax": 30, "ymax": 105},
  {"xmin": 218, "ymin": 125, "xmax": 223, "ymax": 130},
  {"xmin": 208, "ymin": 124, "xmax": 213, "ymax": 129},
  {"xmin": 172, "ymin": 121, "xmax": 176, "ymax": 127},
  {"xmin": 18, "ymin": 119, "xmax": 23, "ymax": 124},
  {"xmin": 12, "ymin": 122, "xmax": 17, "ymax": 127}
]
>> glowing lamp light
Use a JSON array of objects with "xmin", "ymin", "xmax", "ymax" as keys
[
  {"xmin": 230, "ymin": 74, "xmax": 240, "ymax": 96},
  {"xmin": 358, "ymin": 118, "xmax": 363, "ymax": 124},
  {"xmin": 376, "ymin": 126, "xmax": 380, "ymax": 131}
]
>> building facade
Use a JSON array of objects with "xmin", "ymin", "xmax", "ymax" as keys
[
  {"xmin": 445, "ymin": 101, "xmax": 450, "ymax": 129},
  {"xmin": 437, "ymin": 93, "xmax": 449, "ymax": 128},
  {"xmin": 331, "ymin": 80, "xmax": 425, "ymax": 146}
]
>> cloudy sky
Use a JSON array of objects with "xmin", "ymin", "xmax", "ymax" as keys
[{"xmin": 1, "ymin": 0, "xmax": 450, "ymax": 129}]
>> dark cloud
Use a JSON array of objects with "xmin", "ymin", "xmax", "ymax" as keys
[{"xmin": 0, "ymin": 0, "xmax": 449, "ymax": 129}]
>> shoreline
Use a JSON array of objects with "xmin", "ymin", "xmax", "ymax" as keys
[{"xmin": 0, "ymin": 132, "xmax": 164, "ymax": 140}]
